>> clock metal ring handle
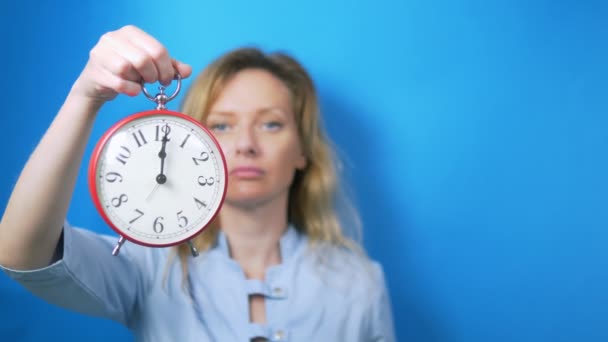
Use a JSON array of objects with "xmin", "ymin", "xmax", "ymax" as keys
[{"xmin": 142, "ymin": 73, "xmax": 182, "ymax": 110}]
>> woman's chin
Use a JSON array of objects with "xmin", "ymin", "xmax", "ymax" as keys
[
  {"xmin": 224, "ymin": 192, "xmax": 268, "ymax": 208},
  {"xmin": 223, "ymin": 188, "xmax": 287, "ymax": 210}
]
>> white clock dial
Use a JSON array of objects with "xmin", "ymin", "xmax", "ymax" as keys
[{"xmin": 90, "ymin": 111, "xmax": 227, "ymax": 247}]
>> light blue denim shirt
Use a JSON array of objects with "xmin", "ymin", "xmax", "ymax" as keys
[{"xmin": 2, "ymin": 222, "xmax": 395, "ymax": 341}]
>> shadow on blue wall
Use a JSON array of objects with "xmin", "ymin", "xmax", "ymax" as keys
[{"xmin": 320, "ymin": 88, "xmax": 451, "ymax": 341}]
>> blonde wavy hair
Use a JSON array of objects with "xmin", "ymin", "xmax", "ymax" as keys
[{"xmin": 171, "ymin": 47, "xmax": 363, "ymax": 278}]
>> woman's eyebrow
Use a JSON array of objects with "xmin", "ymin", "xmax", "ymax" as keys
[
  {"xmin": 207, "ymin": 111, "xmax": 235, "ymax": 117},
  {"xmin": 258, "ymin": 107, "xmax": 290, "ymax": 116},
  {"xmin": 208, "ymin": 107, "xmax": 291, "ymax": 118}
]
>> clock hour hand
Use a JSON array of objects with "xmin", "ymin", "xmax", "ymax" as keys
[{"xmin": 156, "ymin": 124, "xmax": 170, "ymax": 184}]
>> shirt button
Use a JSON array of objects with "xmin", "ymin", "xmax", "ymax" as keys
[
  {"xmin": 273, "ymin": 329, "xmax": 285, "ymax": 341},
  {"xmin": 272, "ymin": 287, "xmax": 283, "ymax": 296}
]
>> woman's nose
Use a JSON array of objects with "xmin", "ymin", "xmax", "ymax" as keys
[{"xmin": 235, "ymin": 125, "xmax": 259, "ymax": 157}]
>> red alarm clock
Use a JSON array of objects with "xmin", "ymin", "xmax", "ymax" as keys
[{"xmin": 88, "ymin": 76, "xmax": 227, "ymax": 256}]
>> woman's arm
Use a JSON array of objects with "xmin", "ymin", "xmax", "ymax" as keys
[
  {"xmin": 369, "ymin": 263, "xmax": 396, "ymax": 341},
  {"xmin": 0, "ymin": 25, "xmax": 191, "ymax": 270}
]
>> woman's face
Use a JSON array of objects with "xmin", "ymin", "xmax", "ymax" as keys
[{"xmin": 206, "ymin": 69, "xmax": 307, "ymax": 209}]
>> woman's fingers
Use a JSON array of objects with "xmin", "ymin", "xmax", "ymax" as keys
[
  {"xmin": 79, "ymin": 25, "xmax": 191, "ymax": 101},
  {"xmin": 102, "ymin": 30, "xmax": 160, "ymax": 84},
  {"xmin": 123, "ymin": 25, "xmax": 175, "ymax": 85},
  {"xmin": 173, "ymin": 59, "xmax": 193, "ymax": 79}
]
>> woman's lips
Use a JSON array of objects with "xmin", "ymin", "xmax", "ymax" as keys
[{"xmin": 230, "ymin": 166, "xmax": 265, "ymax": 178}]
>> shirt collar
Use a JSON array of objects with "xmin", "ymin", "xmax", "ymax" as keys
[{"xmin": 216, "ymin": 224, "xmax": 301, "ymax": 261}]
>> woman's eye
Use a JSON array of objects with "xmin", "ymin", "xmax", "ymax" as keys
[
  {"xmin": 209, "ymin": 123, "xmax": 230, "ymax": 132},
  {"xmin": 263, "ymin": 121, "xmax": 283, "ymax": 131}
]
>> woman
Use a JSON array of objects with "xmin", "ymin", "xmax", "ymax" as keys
[{"xmin": 0, "ymin": 25, "xmax": 395, "ymax": 341}]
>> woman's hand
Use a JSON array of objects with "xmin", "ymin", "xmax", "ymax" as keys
[
  {"xmin": 0, "ymin": 25, "xmax": 193, "ymax": 270},
  {"xmin": 71, "ymin": 25, "xmax": 193, "ymax": 104}
]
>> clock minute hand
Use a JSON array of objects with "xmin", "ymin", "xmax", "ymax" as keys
[{"xmin": 156, "ymin": 127, "xmax": 170, "ymax": 184}]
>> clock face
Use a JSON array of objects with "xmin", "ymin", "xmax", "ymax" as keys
[{"xmin": 89, "ymin": 110, "xmax": 227, "ymax": 247}]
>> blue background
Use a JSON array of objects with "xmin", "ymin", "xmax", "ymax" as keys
[{"xmin": 1, "ymin": 0, "xmax": 608, "ymax": 341}]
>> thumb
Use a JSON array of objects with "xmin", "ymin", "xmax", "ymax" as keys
[{"xmin": 172, "ymin": 59, "xmax": 193, "ymax": 79}]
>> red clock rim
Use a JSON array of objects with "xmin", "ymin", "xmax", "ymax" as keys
[{"xmin": 88, "ymin": 109, "xmax": 228, "ymax": 248}]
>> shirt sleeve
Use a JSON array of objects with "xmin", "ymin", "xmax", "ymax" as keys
[
  {"xmin": 369, "ymin": 263, "xmax": 396, "ymax": 342},
  {"xmin": 0, "ymin": 221, "xmax": 148, "ymax": 327}
]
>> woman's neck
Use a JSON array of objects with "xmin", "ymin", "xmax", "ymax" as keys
[{"xmin": 219, "ymin": 198, "xmax": 288, "ymax": 279}]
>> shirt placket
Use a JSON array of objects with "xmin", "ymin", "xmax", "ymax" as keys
[{"xmin": 245, "ymin": 277, "xmax": 290, "ymax": 341}]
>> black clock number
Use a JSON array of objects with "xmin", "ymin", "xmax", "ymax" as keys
[
  {"xmin": 156, "ymin": 124, "xmax": 171, "ymax": 141},
  {"xmin": 111, "ymin": 194, "xmax": 128, "ymax": 207},
  {"xmin": 180, "ymin": 134, "xmax": 191, "ymax": 148},
  {"xmin": 128, "ymin": 209, "xmax": 144, "ymax": 224},
  {"xmin": 153, "ymin": 216, "xmax": 164, "ymax": 233},
  {"xmin": 105, "ymin": 172, "xmax": 123, "ymax": 183},
  {"xmin": 192, "ymin": 151, "xmax": 210, "ymax": 165},
  {"xmin": 116, "ymin": 146, "xmax": 131, "ymax": 165},
  {"xmin": 132, "ymin": 129, "xmax": 148, "ymax": 147},
  {"xmin": 177, "ymin": 210, "xmax": 189, "ymax": 228},
  {"xmin": 194, "ymin": 197, "xmax": 207, "ymax": 209},
  {"xmin": 198, "ymin": 176, "xmax": 215, "ymax": 186}
]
